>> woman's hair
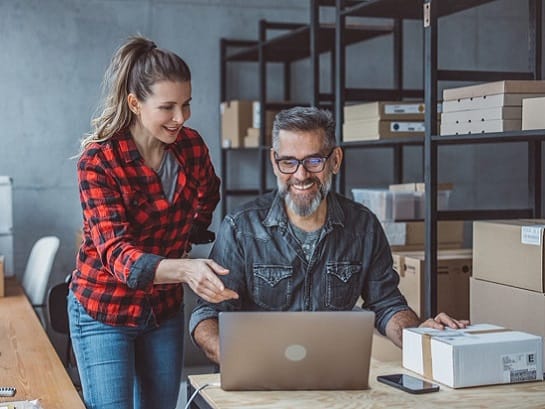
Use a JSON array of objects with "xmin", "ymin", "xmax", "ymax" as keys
[
  {"xmin": 271, "ymin": 106, "xmax": 336, "ymax": 152},
  {"xmin": 79, "ymin": 35, "xmax": 191, "ymax": 154}
]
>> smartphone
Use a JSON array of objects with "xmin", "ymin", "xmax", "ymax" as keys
[{"xmin": 377, "ymin": 374, "xmax": 439, "ymax": 394}]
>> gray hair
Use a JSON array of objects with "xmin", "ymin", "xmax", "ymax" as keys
[{"xmin": 271, "ymin": 106, "xmax": 336, "ymax": 152}]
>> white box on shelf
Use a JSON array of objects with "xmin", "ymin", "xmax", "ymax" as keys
[
  {"xmin": 0, "ymin": 233, "xmax": 14, "ymax": 277},
  {"xmin": 351, "ymin": 189, "xmax": 414, "ymax": 221},
  {"xmin": 0, "ymin": 176, "xmax": 13, "ymax": 233},
  {"xmin": 403, "ymin": 324, "xmax": 543, "ymax": 388}
]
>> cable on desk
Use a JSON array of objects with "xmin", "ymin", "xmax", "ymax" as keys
[{"xmin": 184, "ymin": 383, "xmax": 212, "ymax": 409}]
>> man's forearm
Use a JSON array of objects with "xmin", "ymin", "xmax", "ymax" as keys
[
  {"xmin": 384, "ymin": 309, "xmax": 421, "ymax": 348},
  {"xmin": 193, "ymin": 318, "xmax": 221, "ymax": 364}
]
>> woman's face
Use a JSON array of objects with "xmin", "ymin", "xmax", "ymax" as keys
[{"xmin": 129, "ymin": 80, "xmax": 192, "ymax": 144}]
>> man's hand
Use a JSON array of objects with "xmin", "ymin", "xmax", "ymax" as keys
[{"xmin": 419, "ymin": 312, "xmax": 469, "ymax": 330}]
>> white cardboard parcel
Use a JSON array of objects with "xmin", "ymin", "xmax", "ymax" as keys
[{"xmin": 403, "ymin": 324, "xmax": 543, "ymax": 388}]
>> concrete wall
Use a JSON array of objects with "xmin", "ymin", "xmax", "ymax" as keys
[{"xmin": 0, "ymin": 0, "xmax": 542, "ymax": 366}]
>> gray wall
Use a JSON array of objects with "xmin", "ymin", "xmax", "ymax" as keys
[{"xmin": 0, "ymin": 0, "xmax": 542, "ymax": 366}]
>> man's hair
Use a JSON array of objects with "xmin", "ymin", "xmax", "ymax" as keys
[{"xmin": 271, "ymin": 106, "xmax": 336, "ymax": 152}]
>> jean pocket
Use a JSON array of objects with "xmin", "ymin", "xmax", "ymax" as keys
[
  {"xmin": 252, "ymin": 265, "xmax": 293, "ymax": 310},
  {"xmin": 325, "ymin": 262, "xmax": 361, "ymax": 310}
]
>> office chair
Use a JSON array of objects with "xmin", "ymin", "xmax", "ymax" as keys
[
  {"xmin": 21, "ymin": 235, "xmax": 60, "ymax": 326},
  {"xmin": 48, "ymin": 274, "xmax": 81, "ymax": 390}
]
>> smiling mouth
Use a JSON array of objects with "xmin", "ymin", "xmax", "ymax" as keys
[
  {"xmin": 164, "ymin": 126, "xmax": 180, "ymax": 134},
  {"xmin": 290, "ymin": 180, "xmax": 315, "ymax": 191}
]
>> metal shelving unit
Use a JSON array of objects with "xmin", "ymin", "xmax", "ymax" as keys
[
  {"xmin": 219, "ymin": 0, "xmax": 395, "ymax": 216},
  {"xmin": 335, "ymin": 0, "xmax": 544, "ymax": 318}
]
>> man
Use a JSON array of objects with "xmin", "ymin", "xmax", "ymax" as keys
[{"xmin": 189, "ymin": 106, "xmax": 468, "ymax": 364}]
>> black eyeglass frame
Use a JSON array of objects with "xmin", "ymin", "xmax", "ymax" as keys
[{"xmin": 273, "ymin": 149, "xmax": 335, "ymax": 175}]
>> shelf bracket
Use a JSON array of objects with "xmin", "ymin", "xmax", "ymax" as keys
[{"xmin": 423, "ymin": 3, "xmax": 430, "ymax": 28}]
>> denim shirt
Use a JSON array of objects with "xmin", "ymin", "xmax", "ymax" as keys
[{"xmin": 189, "ymin": 191, "xmax": 409, "ymax": 338}]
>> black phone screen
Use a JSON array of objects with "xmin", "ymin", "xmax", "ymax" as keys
[{"xmin": 377, "ymin": 374, "xmax": 440, "ymax": 394}]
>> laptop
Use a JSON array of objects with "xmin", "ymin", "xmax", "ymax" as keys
[{"xmin": 219, "ymin": 310, "xmax": 375, "ymax": 391}]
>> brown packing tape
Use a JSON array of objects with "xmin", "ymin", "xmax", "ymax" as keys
[{"xmin": 422, "ymin": 333, "xmax": 433, "ymax": 381}]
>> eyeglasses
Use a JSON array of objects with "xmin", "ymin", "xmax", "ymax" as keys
[{"xmin": 273, "ymin": 149, "xmax": 334, "ymax": 174}]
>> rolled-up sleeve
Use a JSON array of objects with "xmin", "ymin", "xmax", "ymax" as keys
[{"xmin": 362, "ymin": 218, "xmax": 410, "ymax": 334}]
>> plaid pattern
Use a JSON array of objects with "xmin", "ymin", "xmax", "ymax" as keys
[{"xmin": 71, "ymin": 127, "xmax": 220, "ymax": 327}]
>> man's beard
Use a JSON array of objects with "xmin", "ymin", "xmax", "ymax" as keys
[{"xmin": 278, "ymin": 171, "xmax": 333, "ymax": 217}]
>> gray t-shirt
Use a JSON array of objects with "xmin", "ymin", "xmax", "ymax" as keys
[{"xmin": 156, "ymin": 150, "xmax": 179, "ymax": 203}]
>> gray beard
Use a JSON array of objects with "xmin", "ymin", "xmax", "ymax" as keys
[{"xmin": 278, "ymin": 173, "xmax": 332, "ymax": 217}]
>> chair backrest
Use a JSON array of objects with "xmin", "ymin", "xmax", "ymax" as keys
[
  {"xmin": 21, "ymin": 236, "xmax": 60, "ymax": 306},
  {"xmin": 48, "ymin": 280, "xmax": 70, "ymax": 333}
]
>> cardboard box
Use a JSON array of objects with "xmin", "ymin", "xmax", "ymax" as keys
[
  {"xmin": 343, "ymin": 119, "xmax": 425, "ymax": 141},
  {"xmin": 441, "ymin": 106, "xmax": 521, "ymax": 123},
  {"xmin": 352, "ymin": 189, "xmax": 415, "ymax": 221},
  {"xmin": 0, "ymin": 255, "xmax": 4, "ymax": 297},
  {"xmin": 522, "ymin": 96, "xmax": 545, "ymax": 130},
  {"xmin": 251, "ymin": 102, "xmax": 278, "ymax": 132},
  {"xmin": 395, "ymin": 249, "xmax": 472, "ymax": 320},
  {"xmin": 220, "ymin": 100, "xmax": 253, "ymax": 148},
  {"xmin": 344, "ymin": 101, "xmax": 427, "ymax": 122},
  {"xmin": 442, "ymin": 80, "xmax": 545, "ymax": 101},
  {"xmin": 470, "ymin": 277, "xmax": 545, "ymax": 359},
  {"xmin": 388, "ymin": 182, "xmax": 453, "ymax": 220},
  {"xmin": 0, "ymin": 234, "xmax": 13, "ymax": 277},
  {"xmin": 440, "ymin": 119, "xmax": 521, "ymax": 135},
  {"xmin": 0, "ymin": 176, "xmax": 13, "ymax": 233},
  {"xmin": 372, "ymin": 330, "xmax": 401, "ymax": 362},
  {"xmin": 382, "ymin": 220, "xmax": 464, "ymax": 249},
  {"xmin": 442, "ymin": 93, "xmax": 545, "ymax": 113},
  {"xmin": 473, "ymin": 219, "xmax": 545, "ymax": 292},
  {"xmin": 403, "ymin": 324, "xmax": 543, "ymax": 388},
  {"xmin": 244, "ymin": 127, "xmax": 272, "ymax": 148}
]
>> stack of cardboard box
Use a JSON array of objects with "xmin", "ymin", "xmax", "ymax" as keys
[
  {"xmin": 393, "ymin": 249, "xmax": 472, "ymax": 321},
  {"xmin": 243, "ymin": 102, "xmax": 279, "ymax": 148},
  {"xmin": 342, "ymin": 101, "xmax": 426, "ymax": 141},
  {"xmin": 440, "ymin": 80, "xmax": 545, "ymax": 135},
  {"xmin": 351, "ymin": 181, "xmax": 469, "ymax": 361},
  {"xmin": 471, "ymin": 219, "xmax": 545, "ymax": 360},
  {"xmin": 220, "ymin": 100, "xmax": 279, "ymax": 148}
]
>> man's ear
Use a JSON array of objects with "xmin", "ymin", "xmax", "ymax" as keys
[
  {"xmin": 332, "ymin": 146, "xmax": 343, "ymax": 174},
  {"xmin": 127, "ymin": 93, "xmax": 140, "ymax": 115}
]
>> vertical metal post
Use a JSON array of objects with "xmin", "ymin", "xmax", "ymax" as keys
[
  {"xmin": 423, "ymin": 0, "xmax": 438, "ymax": 319},
  {"xmin": 335, "ymin": 0, "xmax": 346, "ymax": 194},
  {"xmin": 220, "ymin": 39, "xmax": 227, "ymax": 217},
  {"xmin": 259, "ymin": 20, "xmax": 268, "ymax": 194},
  {"xmin": 393, "ymin": 18, "xmax": 403, "ymax": 95},
  {"xmin": 529, "ymin": 0, "xmax": 543, "ymax": 80},
  {"xmin": 221, "ymin": 148, "xmax": 228, "ymax": 217},
  {"xmin": 529, "ymin": 140, "xmax": 543, "ymax": 217},
  {"xmin": 310, "ymin": 0, "xmax": 320, "ymax": 107},
  {"xmin": 393, "ymin": 145, "xmax": 403, "ymax": 184},
  {"xmin": 284, "ymin": 62, "xmax": 291, "ymax": 102}
]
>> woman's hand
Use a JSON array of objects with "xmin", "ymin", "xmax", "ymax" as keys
[{"xmin": 155, "ymin": 258, "xmax": 239, "ymax": 303}]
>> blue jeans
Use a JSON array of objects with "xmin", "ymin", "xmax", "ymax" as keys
[{"xmin": 68, "ymin": 291, "xmax": 184, "ymax": 409}]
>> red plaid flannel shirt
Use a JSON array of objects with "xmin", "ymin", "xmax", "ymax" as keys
[{"xmin": 71, "ymin": 127, "xmax": 220, "ymax": 327}]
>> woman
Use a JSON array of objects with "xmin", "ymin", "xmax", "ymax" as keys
[{"xmin": 69, "ymin": 35, "xmax": 238, "ymax": 409}]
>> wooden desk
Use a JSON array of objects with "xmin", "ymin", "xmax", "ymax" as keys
[
  {"xmin": 187, "ymin": 360, "xmax": 545, "ymax": 409},
  {"xmin": 0, "ymin": 278, "xmax": 85, "ymax": 409}
]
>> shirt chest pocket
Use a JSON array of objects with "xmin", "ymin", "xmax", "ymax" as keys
[
  {"xmin": 252, "ymin": 265, "xmax": 293, "ymax": 310},
  {"xmin": 126, "ymin": 192, "xmax": 161, "ymax": 231},
  {"xmin": 325, "ymin": 262, "xmax": 361, "ymax": 310}
]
